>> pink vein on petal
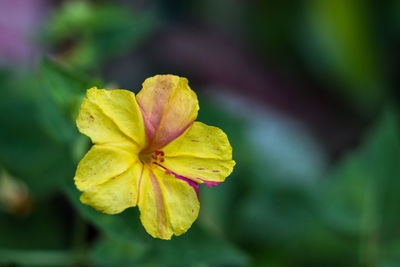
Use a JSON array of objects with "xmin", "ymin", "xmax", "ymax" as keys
[
  {"xmin": 154, "ymin": 120, "xmax": 193, "ymax": 150},
  {"xmin": 195, "ymin": 178, "xmax": 222, "ymax": 187},
  {"xmin": 137, "ymin": 103, "xmax": 156, "ymax": 143},
  {"xmin": 135, "ymin": 164, "xmax": 145, "ymax": 205},
  {"xmin": 149, "ymin": 169, "xmax": 167, "ymax": 237},
  {"xmin": 153, "ymin": 163, "xmax": 199, "ymax": 199},
  {"xmin": 138, "ymin": 102, "xmax": 194, "ymax": 151}
]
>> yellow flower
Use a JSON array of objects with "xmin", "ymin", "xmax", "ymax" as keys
[{"xmin": 74, "ymin": 75, "xmax": 235, "ymax": 239}]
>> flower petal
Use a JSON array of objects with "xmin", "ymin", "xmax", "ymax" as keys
[
  {"xmin": 138, "ymin": 165, "xmax": 200, "ymax": 240},
  {"xmin": 79, "ymin": 161, "xmax": 143, "ymax": 214},
  {"xmin": 77, "ymin": 87, "xmax": 145, "ymax": 151},
  {"xmin": 136, "ymin": 75, "xmax": 199, "ymax": 152},
  {"xmin": 74, "ymin": 145, "xmax": 135, "ymax": 191},
  {"xmin": 161, "ymin": 122, "xmax": 235, "ymax": 186}
]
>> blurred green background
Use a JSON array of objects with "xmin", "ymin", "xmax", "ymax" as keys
[{"xmin": 1, "ymin": 0, "xmax": 400, "ymax": 266}]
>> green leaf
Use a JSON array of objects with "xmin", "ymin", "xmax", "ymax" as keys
[
  {"xmin": 64, "ymin": 184, "xmax": 148, "ymax": 244},
  {"xmin": 320, "ymin": 109, "xmax": 400, "ymax": 265},
  {"xmin": 90, "ymin": 234, "xmax": 148, "ymax": 266},
  {"xmin": 302, "ymin": 0, "xmax": 386, "ymax": 111},
  {"xmin": 43, "ymin": 1, "xmax": 158, "ymax": 70},
  {"xmin": 0, "ymin": 200, "xmax": 70, "ymax": 250},
  {"xmin": 38, "ymin": 58, "xmax": 102, "ymax": 144},
  {"xmin": 90, "ymin": 226, "xmax": 249, "ymax": 266},
  {"xmin": 148, "ymin": 226, "xmax": 249, "ymax": 266},
  {"xmin": 0, "ymin": 72, "xmax": 76, "ymax": 197}
]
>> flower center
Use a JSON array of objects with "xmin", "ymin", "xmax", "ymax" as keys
[{"xmin": 139, "ymin": 149, "xmax": 165, "ymax": 165}]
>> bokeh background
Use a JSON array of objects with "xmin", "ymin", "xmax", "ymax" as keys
[{"xmin": 1, "ymin": 0, "xmax": 400, "ymax": 266}]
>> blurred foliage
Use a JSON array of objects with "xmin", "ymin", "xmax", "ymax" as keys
[
  {"xmin": 43, "ymin": 1, "xmax": 157, "ymax": 71},
  {"xmin": 302, "ymin": 0, "xmax": 386, "ymax": 112},
  {"xmin": 1, "ymin": 0, "xmax": 400, "ymax": 266}
]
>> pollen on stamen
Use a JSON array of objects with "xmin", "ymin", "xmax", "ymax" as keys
[
  {"xmin": 160, "ymin": 158, "xmax": 165, "ymax": 162},
  {"xmin": 151, "ymin": 153, "xmax": 157, "ymax": 159}
]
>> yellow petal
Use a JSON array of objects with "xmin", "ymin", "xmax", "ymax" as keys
[
  {"xmin": 74, "ymin": 145, "xmax": 135, "ymax": 191},
  {"xmin": 136, "ymin": 75, "xmax": 199, "ymax": 152},
  {"xmin": 76, "ymin": 87, "xmax": 145, "ymax": 152},
  {"xmin": 138, "ymin": 165, "xmax": 200, "ymax": 240},
  {"xmin": 80, "ymin": 161, "xmax": 143, "ymax": 214},
  {"xmin": 161, "ymin": 122, "xmax": 235, "ymax": 186}
]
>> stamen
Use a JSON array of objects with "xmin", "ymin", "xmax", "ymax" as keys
[{"xmin": 155, "ymin": 150, "xmax": 165, "ymax": 156}]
